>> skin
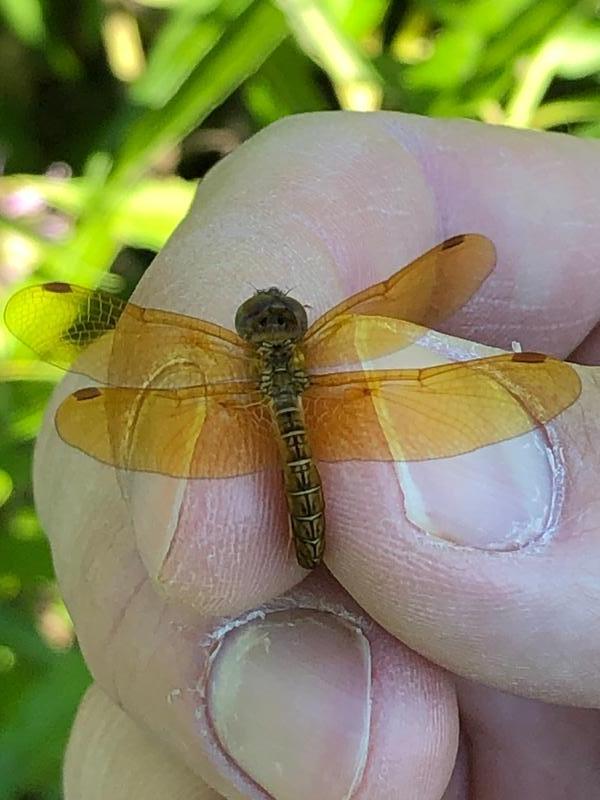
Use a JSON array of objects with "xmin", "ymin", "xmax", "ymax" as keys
[{"xmin": 35, "ymin": 111, "xmax": 600, "ymax": 799}]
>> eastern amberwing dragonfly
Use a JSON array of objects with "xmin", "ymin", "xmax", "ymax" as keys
[{"xmin": 5, "ymin": 233, "xmax": 581, "ymax": 568}]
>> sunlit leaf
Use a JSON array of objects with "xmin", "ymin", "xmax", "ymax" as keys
[
  {"xmin": 132, "ymin": 0, "xmax": 252, "ymax": 108},
  {"xmin": 0, "ymin": 469, "xmax": 13, "ymax": 507},
  {"xmin": 405, "ymin": 28, "xmax": 483, "ymax": 89},
  {"xmin": 113, "ymin": 0, "xmax": 288, "ymax": 179},
  {"xmin": 244, "ymin": 40, "xmax": 330, "ymax": 125},
  {"xmin": 327, "ymin": 0, "xmax": 389, "ymax": 38},
  {"xmin": 1, "ymin": 174, "xmax": 197, "ymax": 252},
  {"xmin": 474, "ymin": 0, "xmax": 578, "ymax": 78},
  {"xmin": 112, "ymin": 179, "xmax": 196, "ymax": 249},
  {"xmin": 505, "ymin": 16, "xmax": 600, "ymax": 127},
  {"xmin": 0, "ymin": 0, "xmax": 44, "ymax": 46},
  {"xmin": 8, "ymin": 507, "xmax": 44, "ymax": 541},
  {"xmin": 276, "ymin": 0, "xmax": 383, "ymax": 110},
  {"xmin": 0, "ymin": 359, "xmax": 62, "ymax": 382},
  {"xmin": 432, "ymin": 0, "xmax": 539, "ymax": 37},
  {"xmin": 533, "ymin": 97, "xmax": 600, "ymax": 129},
  {"xmin": 553, "ymin": 21, "xmax": 600, "ymax": 79},
  {"xmin": 102, "ymin": 9, "xmax": 145, "ymax": 83}
]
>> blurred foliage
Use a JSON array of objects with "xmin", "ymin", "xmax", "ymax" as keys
[{"xmin": 0, "ymin": 0, "xmax": 598, "ymax": 796}]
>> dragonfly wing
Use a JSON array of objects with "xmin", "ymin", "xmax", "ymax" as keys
[
  {"xmin": 303, "ymin": 234, "xmax": 495, "ymax": 369},
  {"xmin": 306, "ymin": 233, "xmax": 495, "ymax": 335},
  {"xmin": 303, "ymin": 353, "xmax": 581, "ymax": 462},
  {"xmin": 4, "ymin": 282, "xmax": 258, "ymax": 387},
  {"xmin": 4, "ymin": 282, "xmax": 126, "ymax": 379},
  {"xmin": 55, "ymin": 382, "xmax": 278, "ymax": 477},
  {"xmin": 302, "ymin": 313, "xmax": 429, "ymax": 371}
]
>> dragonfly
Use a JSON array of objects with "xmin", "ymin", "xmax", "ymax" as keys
[{"xmin": 4, "ymin": 233, "xmax": 582, "ymax": 569}]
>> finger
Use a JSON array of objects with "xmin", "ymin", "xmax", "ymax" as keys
[
  {"xmin": 64, "ymin": 685, "xmax": 221, "ymax": 800},
  {"xmin": 570, "ymin": 324, "xmax": 600, "ymax": 365},
  {"xmin": 378, "ymin": 114, "xmax": 600, "ymax": 356},
  {"xmin": 47, "ymin": 492, "xmax": 460, "ymax": 800},
  {"xmin": 37, "ymin": 408, "xmax": 460, "ymax": 800},
  {"xmin": 457, "ymin": 679, "xmax": 600, "ymax": 799},
  {"xmin": 440, "ymin": 736, "xmax": 469, "ymax": 800},
  {"xmin": 329, "ymin": 342, "xmax": 600, "ymax": 704}
]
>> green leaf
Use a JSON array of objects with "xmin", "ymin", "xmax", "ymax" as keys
[
  {"xmin": 113, "ymin": 0, "xmax": 288, "ymax": 180},
  {"xmin": 135, "ymin": 0, "xmax": 202, "ymax": 7},
  {"xmin": 0, "ymin": 359, "xmax": 61, "ymax": 383},
  {"xmin": 329, "ymin": 0, "xmax": 389, "ymax": 38},
  {"xmin": 0, "ymin": 648, "xmax": 90, "ymax": 798},
  {"xmin": 533, "ymin": 97, "xmax": 600, "ymax": 129},
  {"xmin": 0, "ymin": 0, "xmax": 44, "ymax": 46},
  {"xmin": 0, "ymin": 534, "xmax": 52, "ymax": 586},
  {"xmin": 576, "ymin": 120, "xmax": 600, "ymax": 138},
  {"xmin": 243, "ymin": 40, "xmax": 330, "ymax": 125},
  {"xmin": 0, "ymin": 471, "xmax": 13, "ymax": 508},
  {"xmin": 553, "ymin": 20, "xmax": 600, "ymax": 79},
  {"xmin": 506, "ymin": 15, "xmax": 600, "ymax": 127},
  {"xmin": 0, "ymin": 380, "xmax": 51, "ymax": 444},
  {"xmin": 475, "ymin": 0, "xmax": 579, "ymax": 78},
  {"xmin": 0, "ymin": 605, "xmax": 54, "ymax": 666},
  {"xmin": 276, "ymin": 0, "xmax": 382, "ymax": 109},
  {"xmin": 131, "ymin": 0, "xmax": 252, "ymax": 108},
  {"xmin": 1, "ymin": 172, "xmax": 196, "ymax": 253},
  {"xmin": 430, "ymin": 0, "xmax": 540, "ymax": 37},
  {"xmin": 111, "ymin": 179, "xmax": 196, "ymax": 250},
  {"xmin": 405, "ymin": 28, "xmax": 483, "ymax": 90}
]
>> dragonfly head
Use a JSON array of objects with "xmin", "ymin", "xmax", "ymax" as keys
[{"xmin": 235, "ymin": 287, "xmax": 308, "ymax": 344}]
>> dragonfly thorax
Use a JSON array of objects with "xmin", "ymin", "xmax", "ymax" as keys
[{"xmin": 235, "ymin": 287, "xmax": 308, "ymax": 345}]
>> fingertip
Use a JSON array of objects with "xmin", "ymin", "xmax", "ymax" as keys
[
  {"xmin": 330, "ymin": 354, "xmax": 600, "ymax": 705},
  {"xmin": 134, "ymin": 469, "xmax": 301, "ymax": 615},
  {"xmin": 65, "ymin": 685, "xmax": 221, "ymax": 800},
  {"xmin": 202, "ymin": 584, "xmax": 458, "ymax": 800}
]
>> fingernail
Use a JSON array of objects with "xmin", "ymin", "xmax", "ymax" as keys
[
  {"xmin": 128, "ymin": 472, "xmax": 185, "ymax": 580},
  {"xmin": 207, "ymin": 610, "xmax": 371, "ymax": 800},
  {"xmin": 400, "ymin": 428, "xmax": 557, "ymax": 550}
]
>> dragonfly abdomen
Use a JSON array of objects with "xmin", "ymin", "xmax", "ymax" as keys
[{"xmin": 271, "ymin": 392, "xmax": 325, "ymax": 569}]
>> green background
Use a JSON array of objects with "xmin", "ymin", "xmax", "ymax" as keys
[{"xmin": 0, "ymin": 0, "xmax": 599, "ymax": 797}]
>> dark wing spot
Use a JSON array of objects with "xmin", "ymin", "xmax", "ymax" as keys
[
  {"xmin": 73, "ymin": 387, "xmax": 103, "ymax": 401},
  {"xmin": 440, "ymin": 233, "xmax": 465, "ymax": 250},
  {"xmin": 512, "ymin": 352, "xmax": 547, "ymax": 364},
  {"xmin": 44, "ymin": 282, "xmax": 73, "ymax": 294},
  {"xmin": 440, "ymin": 234, "xmax": 466, "ymax": 250}
]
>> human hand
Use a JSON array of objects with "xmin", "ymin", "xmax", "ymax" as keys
[{"xmin": 36, "ymin": 112, "xmax": 600, "ymax": 799}]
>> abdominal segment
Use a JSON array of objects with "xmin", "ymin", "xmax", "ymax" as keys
[{"xmin": 272, "ymin": 393, "xmax": 325, "ymax": 569}]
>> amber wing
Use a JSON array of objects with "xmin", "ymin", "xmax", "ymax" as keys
[
  {"xmin": 4, "ymin": 282, "xmax": 127, "ymax": 380},
  {"xmin": 5, "ymin": 282, "xmax": 274, "ymax": 477},
  {"xmin": 6, "ymin": 248, "xmax": 578, "ymax": 475},
  {"xmin": 303, "ymin": 234, "xmax": 495, "ymax": 368},
  {"xmin": 4, "ymin": 282, "xmax": 258, "ymax": 387},
  {"xmin": 303, "ymin": 353, "xmax": 581, "ymax": 462},
  {"xmin": 55, "ymin": 383, "xmax": 278, "ymax": 477}
]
